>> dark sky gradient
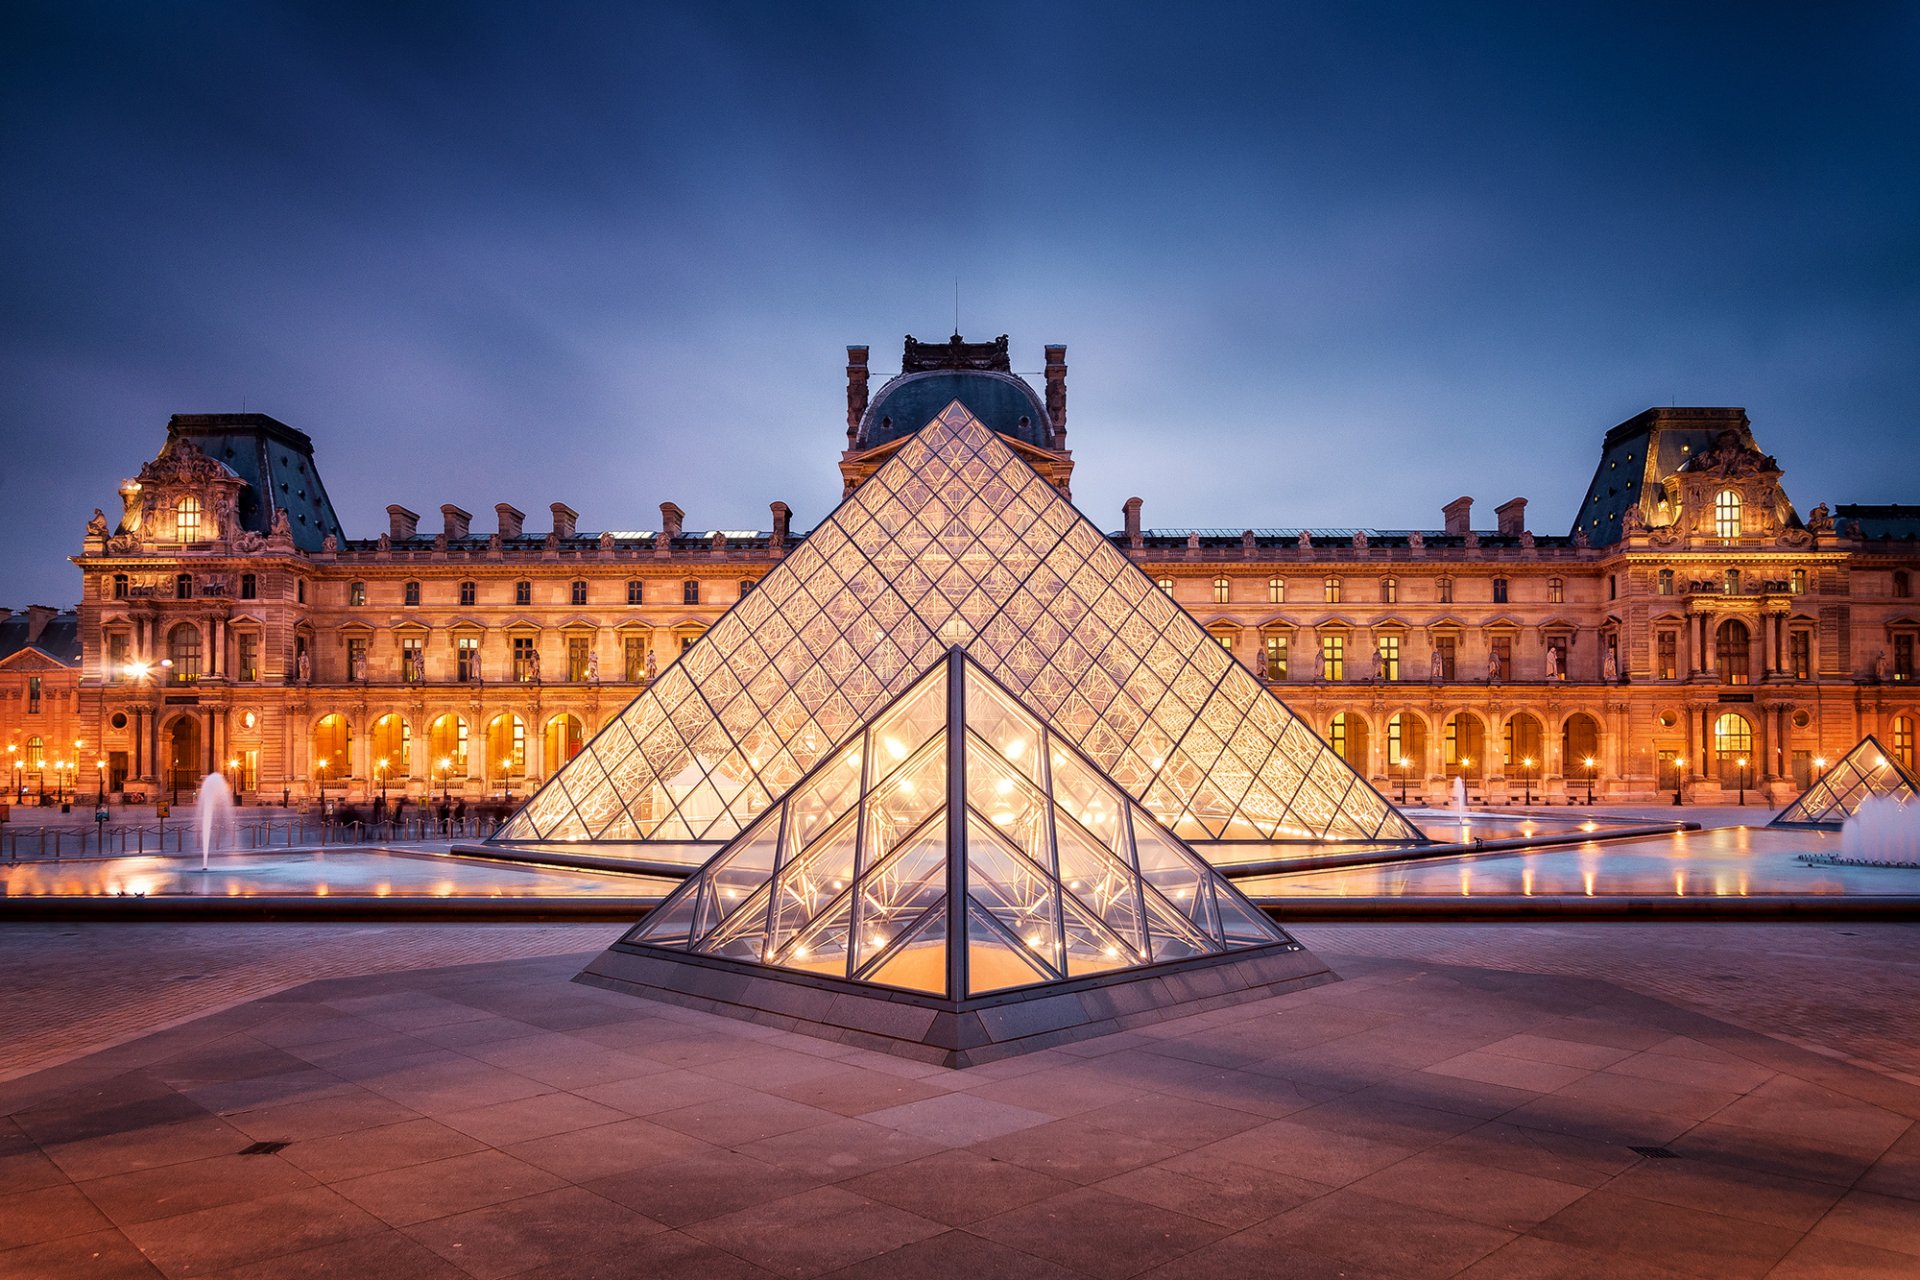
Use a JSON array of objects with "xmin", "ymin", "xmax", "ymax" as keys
[{"xmin": 4, "ymin": 1, "xmax": 1917, "ymax": 604}]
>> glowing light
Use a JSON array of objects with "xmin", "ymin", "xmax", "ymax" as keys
[
  {"xmin": 1150, "ymin": 756, "xmax": 1164, "ymax": 769},
  {"xmin": 846, "ymin": 753, "xmax": 861, "ymax": 769},
  {"xmin": 793, "ymin": 946, "xmax": 809, "ymax": 959},
  {"xmin": 1025, "ymin": 934, "xmax": 1043, "ymax": 948},
  {"xmin": 995, "ymin": 777, "xmax": 1014, "ymax": 795},
  {"xmin": 884, "ymin": 736, "xmax": 906, "ymax": 760},
  {"xmin": 1004, "ymin": 738, "xmax": 1025, "ymax": 761}
]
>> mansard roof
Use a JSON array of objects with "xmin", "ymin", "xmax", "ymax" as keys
[{"xmin": 166, "ymin": 412, "xmax": 345, "ymax": 553}]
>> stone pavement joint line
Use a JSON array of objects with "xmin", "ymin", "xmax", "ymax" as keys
[{"xmin": 3, "ymin": 927, "xmax": 1920, "ymax": 1277}]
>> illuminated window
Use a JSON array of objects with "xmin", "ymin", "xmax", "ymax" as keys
[
  {"xmin": 176, "ymin": 496, "xmax": 201, "ymax": 541},
  {"xmin": 683, "ymin": 580, "xmax": 700, "ymax": 605},
  {"xmin": 1549, "ymin": 577, "xmax": 1564, "ymax": 604},
  {"xmin": 458, "ymin": 580, "xmax": 476, "ymax": 606},
  {"xmin": 456, "ymin": 635, "xmax": 480, "ymax": 682},
  {"xmin": 1657, "ymin": 632, "xmax": 1678, "ymax": 680},
  {"xmin": 1789, "ymin": 630, "xmax": 1810, "ymax": 679},
  {"xmin": 403, "ymin": 580, "xmax": 419, "ymax": 606},
  {"xmin": 1724, "ymin": 569, "xmax": 1741, "ymax": 596},
  {"xmin": 401, "ymin": 636, "xmax": 424, "ymax": 682},
  {"xmin": 1714, "ymin": 489, "xmax": 1742, "ymax": 538},
  {"xmin": 512, "ymin": 636, "xmax": 537, "ymax": 681},
  {"xmin": 1323, "ymin": 577, "xmax": 1341, "ymax": 604},
  {"xmin": 1155, "ymin": 578, "xmax": 1174, "ymax": 597},
  {"xmin": 1212, "ymin": 578, "xmax": 1230, "ymax": 604},
  {"xmin": 515, "ymin": 580, "xmax": 532, "ymax": 606},
  {"xmin": 1895, "ymin": 716, "xmax": 1915, "ymax": 770},
  {"xmin": 372, "ymin": 714, "xmax": 411, "ymax": 774},
  {"xmin": 1321, "ymin": 634, "xmax": 1344, "ymax": 680},
  {"xmin": 348, "ymin": 581, "xmax": 365, "ymax": 606},
  {"xmin": 571, "ymin": 580, "xmax": 588, "ymax": 606},
  {"xmin": 1436, "ymin": 577, "xmax": 1453, "ymax": 604},
  {"xmin": 1378, "ymin": 634, "xmax": 1400, "ymax": 681},
  {"xmin": 627, "ymin": 579, "xmax": 644, "ymax": 605},
  {"xmin": 1713, "ymin": 711, "xmax": 1752, "ymax": 764},
  {"xmin": 1211, "ymin": 630, "xmax": 1234, "ymax": 651},
  {"xmin": 624, "ymin": 635, "xmax": 648, "ymax": 681},
  {"xmin": 1263, "ymin": 633, "xmax": 1287, "ymax": 679},
  {"xmin": 1381, "ymin": 577, "xmax": 1397, "ymax": 604},
  {"xmin": 1658, "ymin": 569, "xmax": 1674, "ymax": 596},
  {"xmin": 25, "ymin": 736, "xmax": 44, "ymax": 769},
  {"xmin": 429, "ymin": 713, "xmax": 468, "ymax": 774},
  {"xmin": 568, "ymin": 635, "xmax": 591, "ymax": 681},
  {"xmin": 167, "ymin": 623, "xmax": 201, "ymax": 684},
  {"xmin": 1491, "ymin": 578, "xmax": 1508, "ymax": 604},
  {"xmin": 1268, "ymin": 577, "xmax": 1284, "ymax": 604},
  {"xmin": 1790, "ymin": 568, "xmax": 1807, "ymax": 595}
]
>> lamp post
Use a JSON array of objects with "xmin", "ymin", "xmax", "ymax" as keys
[
  {"xmin": 438, "ymin": 757, "xmax": 452, "ymax": 806},
  {"xmin": 96, "ymin": 758, "xmax": 108, "ymax": 805},
  {"xmin": 315, "ymin": 756, "xmax": 329, "ymax": 813},
  {"xmin": 1396, "ymin": 755, "xmax": 1411, "ymax": 805},
  {"xmin": 376, "ymin": 757, "xmax": 390, "ymax": 804},
  {"xmin": 1522, "ymin": 756, "xmax": 1535, "ymax": 806},
  {"xmin": 1813, "ymin": 756, "xmax": 1828, "ymax": 784},
  {"xmin": 499, "ymin": 757, "xmax": 514, "ymax": 803},
  {"xmin": 1672, "ymin": 755, "xmax": 1686, "ymax": 807},
  {"xmin": 6, "ymin": 744, "xmax": 17, "ymax": 801},
  {"xmin": 1583, "ymin": 756, "xmax": 1596, "ymax": 805},
  {"xmin": 1737, "ymin": 756, "xmax": 1750, "ymax": 806}
]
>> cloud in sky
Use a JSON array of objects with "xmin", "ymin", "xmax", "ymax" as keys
[{"xmin": 2, "ymin": 1, "xmax": 1916, "ymax": 602}]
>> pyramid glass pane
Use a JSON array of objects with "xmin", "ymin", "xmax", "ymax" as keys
[
  {"xmin": 860, "ymin": 903, "xmax": 948, "ymax": 995},
  {"xmin": 1772, "ymin": 736, "xmax": 1920, "ymax": 828}
]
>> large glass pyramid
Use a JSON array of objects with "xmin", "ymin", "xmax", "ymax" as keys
[
  {"xmin": 1771, "ymin": 736, "xmax": 1920, "ymax": 829},
  {"xmin": 624, "ymin": 650, "xmax": 1292, "ymax": 998},
  {"xmin": 498, "ymin": 402, "xmax": 1420, "ymax": 858}
]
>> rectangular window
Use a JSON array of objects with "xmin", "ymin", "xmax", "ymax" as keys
[
  {"xmin": 1659, "ymin": 569, "xmax": 1675, "ymax": 595},
  {"xmin": 27, "ymin": 676, "xmax": 41, "ymax": 714},
  {"xmin": 348, "ymin": 581, "xmax": 365, "ymax": 606},
  {"xmin": 1435, "ymin": 636, "xmax": 1456, "ymax": 681},
  {"xmin": 1382, "ymin": 578, "xmax": 1397, "ymax": 604},
  {"xmin": 1156, "ymin": 579, "xmax": 1174, "ymax": 597},
  {"xmin": 571, "ymin": 581, "xmax": 588, "ymax": 606},
  {"xmin": 403, "ymin": 580, "xmax": 420, "ymax": 606},
  {"xmin": 1658, "ymin": 632, "xmax": 1678, "ymax": 680},
  {"xmin": 682, "ymin": 580, "xmax": 700, "ymax": 605},
  {"xmin": 1550, "ymin": 578, "xmax": 1564, "ymax": 604},
  {"xmin": 1437, "ymin": 578, "xmax": 1453, "ymax": 604},
  {"xmin": 1321, "ymin": 635, "xmax": 1344, "ymax": 681},
  {"xmin": 1492, "ymin": 578, "xmax": 1508, "ymax": 604},
  {"xmin": 515, "ymin": 581, "xmax": 532, "ymax": 606},
  {"xmin": 624, "ymin": 636, "xmax": 648, "ymax": 681},
  {"xmin": 1212, "ymin": 632, "xmax": 1233, "ymax": 651},
  {"xmin": 627, "ymin": 580, "xmax": 644, "ymax": 605},
  {"xmin": 1268, "ymin": 578, "xmax": 1284, "ymax": 604},
  {"xmin": 456, "ymin": 635, "xmax": 480, "ymax": 682},
  {"xmin": 459, "ymin": 581, "xmax": 476, "ymax": 606},
  {"xmin": 240, "ymin": 573, "xmax": 257, "ymax": 600},
  {"xmin": 1608, "ymin": 575, "xmax": 1616, "ymax": 600},
  {"xmin": 568, "ymin": 636, "xmax": 590, "ymax": 682},
  {"xmin": 112, "ymin": 573, "xmax": 129, "ymax": 600},
  {"xmin": 739, "ymin": 578, "xmax": 755, "ymax": 596},
  {"xmin": 1212, "ymin": 578, "xmax": 1230, "ymax": 604},
  {"xmin": 177, "ymin": 573, "xmax": 194, "ymax": 599},
  {"xmin": 402, "ymin": 636, "xmax": 424, "ymax": 682},
  {"xmin": 237, "ymin": 633, "xmax": 258, "ymax": 682},
  {"xmin": 1491, "ymin": 636, "xmax": 1512, "ymax": 677},
  {"xmin": 346, "ymin": 637, "xmax": 367, "ymax": 681},
  {"xmin": 1323, "ymin": 577, "xmax": 1341, "ymax": 604},
  {"xmin": 1263, "ymin": 634, "xmax": 1288, "ymax": 680},
  {"xmin": 1791, "ymin": 568, "xmax": 1807, "ymax": 595},
  {"xmin": 512, "ymin": 636, "xmax": 536, "ymax": 681},
  {"xmin": 1896, "ymin": 635, "xmax": 1915, "ymax": 682},
  {"xmin": 1789, "ymin": 630, "xmax": 1810, "ymax": 680},
  {"xmin": 107, "ymin": 633, "xmax": 129, "ymax": 683},
  {"xmin": 1379, "ymin": 634, "xmax": 1400, "ymax": 681}
]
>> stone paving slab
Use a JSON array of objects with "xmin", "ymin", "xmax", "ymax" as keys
[{"xmin": 1, "ymin": 936, "xmax": 1919, "ymax": 1277}]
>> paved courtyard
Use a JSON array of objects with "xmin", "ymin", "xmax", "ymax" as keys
[{"xmin": 5, "ymin": 921, "xmax": 1920, "ymax": 1278}]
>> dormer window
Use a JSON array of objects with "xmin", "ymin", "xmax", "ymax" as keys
[
  {"xmin": 176, "ymin": 496, "xmax": 201, "ymax": 542},
  {"xmin": 1714, "ymin": 489, "xmax": 1742, "ymax": 539}
]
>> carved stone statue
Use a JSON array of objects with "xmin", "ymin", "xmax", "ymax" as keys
[
  {"xmin": 1603, "ymin": 644, "xmax": 1619, "ymax": 683},
  {"xmin": 1372, "ymin": 645, "xmax": 1385, "ymax": 681},
  {"xmin": 1316, "ymin": 646, "xmax": 1329, "ymax": 681},
  {"xmin": 1519, "ymin": 530, "xmax": 1535, "ymax": 550},
  {"xmin": 350, "ymin": 650, "xmax": 367, "ymax": 682},
  {"xmin": 270, "ymin": 508, "xmax": 293, "ymax": 541},
  {"xmin": 527, "ymin": 650, "xmax": 542, "ymax": 682},
  {"xmin": 1623, "ymin": 503, "xmax": 1647, "ymax": 534},
  {"xmin": 1876, "ymin": 649, "xmax": 1892, "ymax": 682},
  {"xmin": 1429, "ymin": 648, "xmax": 1444, "ymax": 684},
  {"xmin": 1297, "ymin": 529, "xmax": 1313, "ymax": 550},
  {"xmin": 1408, "ymin": 531, "xmax": 1425, "ymax": 550},
  {"xmin": 1545, "ymin": 644, "xmax": 1562, "ymax": 681},
  {"xmin": 1185, "ymin": 531, "xmax": 1200, "ymax": 552},
  {"xmin": 586, "ymin": 651, "xmax": 600, "ymax": 684},
  {"xmin": 321, "ymin": 534, "xmax": 338, "ymax": 555},
  {"xmin": 1487, "ymin": 648, "xmax": 1502, "ymax": 683},
  {"xmin": 232, "ymin": 530, "xmax": 266, "ymax": 554},
  {"xmin": 296, "ymin": 652, "xmax": 311, "ymax": 683},
  {"xmin": 1255, "ymin": 648, "xmax": 1268, "ymax": 680},
  {"xmin": 377, "ymin": 532, "xmax": 391, "ymax": 553},
  {"xmin": 1808, "ymin": 502, "xmax": 1834, "ymax": 534},
  {"xmin": 86, "ymin": 508, "xmax": 111, "ymax": 539},
  {"xmin": 1352, "ymin": 530, "xmax": 1368, "ymax": 551},
  {"xmin": 1463, "ymin": 530, "xmax": 1480, "ymax": 550},
  {"xmin": 1571, "ymin": 526, "xmax": 1589, "ymax": 549},
  {"xmin": 599, "ymin": 530, "xmax": 615, "ymax": 552},
  {"xmin": 645, "ymin": 650, "xmax": 658, "ymax": 682}
]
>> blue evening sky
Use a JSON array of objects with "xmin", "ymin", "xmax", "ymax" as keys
[{"xmin": 2, "ymin": 1, "xmax": 1916, "ymax": 604}]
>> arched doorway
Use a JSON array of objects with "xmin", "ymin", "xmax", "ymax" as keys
[
  {"xmin": 486, "ymin": 713, "xmax": 526, "ymax": 799},
  {"xmin": 166, "ymin": 716, "xmax": 202, "ymax": 800},
  {"xmin": 1562, "ymin": 713, "xmax": 1601, "ymax": 796},
  {"xmin": 428, "ymin": 714, "xmax": 468, "ymax": 795},
  {"xmin": 1386, "ymin": 712, "xmax": 1428, "ymax": 800},
  {"xmin": 371, "ymin": 715, "xmax": 410, "ymax": 792},
  {"xmin": 1715, "ymin": 619, "xmax": 1751, "ymax": 685},
  {"xmin": 311, "ymin": 715, "xmax": 350, "ymax": 795},
  {"xmin": 544, "ymin": 714, "xmax": 584, "ymax": 771},
  {"xmin": 1505, "ymin": 713, "xmax": 1544, "ymax": 774},
  {"xmin": 1328, "ymin": 712, "xmax": 1371, "ymax": 775},
  {"xmin": 1444, "ymin": 712, "xmax": 1484, "ymax": 779},
  {"xmin": 1713, "ymin": 712, "xmax": 1754, "ymax": 787}
]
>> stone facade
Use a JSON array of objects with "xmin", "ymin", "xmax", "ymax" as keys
[{"xmin": 46, "ymin": 343, "xmax": 1920, "ymax": 808}]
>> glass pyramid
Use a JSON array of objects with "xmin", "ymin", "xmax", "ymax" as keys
[
  {"xmin": 1770, "ymin": 736, "xmax": 1920, "ymax": 829},
  {"xmin": 496, "ymin": 401, "xmax": 1420, "ymax": 853},
  {"xmin": 622, "ymin": 650, "xmax": 1294, "ymax": 999}
]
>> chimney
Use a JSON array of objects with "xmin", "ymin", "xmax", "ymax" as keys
[
  {"xmin": 660, "ymin": 502, "xmax": 684, "ymax": 541},
  {"xmin": 1044, "ymin": 345, "xmax": 1068, "ymax": 448},
  {"xmin": 846, "ymin": 347, "xmax": 870, "ymax": 445},
  {"xmin": 1123, "ymin": 496, "xmax": 1143, "ymax": 550},
  {"xmin": 549, "ymin": 503, "xmax": 577, "ymax": 539},
  {"xmin": 1442, "ymin": 496, "xmax": 1473, "ymax": 536},
  {"xmin": 440, "ymin": 504, "xmax": 472, "ymax": 540},
  {"xmin": 1494, "ymin": 497, "xmax": 1528, "ymax": 537},
  {"xmin": 495, "ymin": 503, "xmax": 525, "ymax": 538},
  {"xmin": 25, "ymin": 605, "xmax": 57, "ymax": 644},
  {"xmin": 770, "ymin": 501, "xmax": 791, "ymax": 551},
  {"xmin": 386, "ymin": 505, "xmax": 419, "ymax": 540}
]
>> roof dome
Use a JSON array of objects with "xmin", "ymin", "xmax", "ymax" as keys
[{"xmin": 859, "ymin": 369, "xmax": 1052, "ymax": 451}]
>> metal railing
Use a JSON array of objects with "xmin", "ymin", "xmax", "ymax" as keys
[{"xmin": 1, "ymin": 817, "xmax": 503, "ymax": 862}]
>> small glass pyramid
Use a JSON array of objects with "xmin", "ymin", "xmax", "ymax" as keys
[
  {"xmin": 497, "ymin": 401, "xmax": 1419, "ymax": 853},
  {"xmin": 622, "ymin": 649, "xmax": 1293, "ymax": 999},
  {"xmin": 1770, "ymin": 736, "xmax": 1920, "ymax": 829}
]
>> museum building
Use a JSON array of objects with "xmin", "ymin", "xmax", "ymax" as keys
[{"xmin": 32, "ymin": 334, "xmax": 1920, "ymax": 812}]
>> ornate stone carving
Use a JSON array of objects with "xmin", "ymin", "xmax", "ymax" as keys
[
  {"xmin": 86, "ymin": 508, "xmax": 111, "ymax": 539},
  {"xmin": 1807, "ymin": 503, "xmax": 1834, "ymax": 534},
  {"xmin": 106, "ymin": 533, "xmax": 142, "ymax": 555},
  {"xmin": 1408, "ymin": 531, "xmax": 1425, "ymax": 550},
  {"xmin": 232, "ymin": 530, "xmax": 267, "ymax": 554},
  {"xmin": 1296, "ymin": 529, "xmax": 1313, "ymax": 550},
  {"xmin": 321, "ymin": 534, "xmax": 338, "ymax": 555},
  {"xmin": 1351, "ymin": 530, "xmax": 1368, "ymax": 550}
]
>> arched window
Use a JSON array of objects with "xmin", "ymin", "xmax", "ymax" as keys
[
  {"xmin": 176, "ymin": 496, "xmax": 201, "ymax": 541},
  {"xmin": 25, "ymin": 736, "xmax": 44, "ymax": 769},
  {"xmin": 545, "ymin": 714, "xmax": 584, "ymax": 767},
  {"xmin": 371, "ymin": 714, "xmax": 410, "ymax": 777},
  {"xmin": 1212, "ymin": 577, "xmax": 1230, "ymax": 604},
  {"xmin": 1714, "ymin": 489, "xmax": 1742, "ymax": 538},
  {"xmin": 429, "ymin": 714, "xmax": 468, "ymax": 777},
  {"xmin": 1386, "ymin": 713, "xmax": 1427, "ymax": 776},
  {"xmin": 486, "ymin": 714, "xmax": 527, "ymax": 784},
  {"xmin": 1444, "ymin": 713, "xmax": 1484, "ymax": 778},
  {"xmin": 1327, "ymin": 713, "xmax": 1368, "ymax": 770},
  {"xmin": 1715, "ymin": 619, "xmax": 1751, "ymax": 684},
  {"xmin": 167, "ymin": 623, "xmax": 201, "ymax": 684},
  {"xmin": 1562, "ymin": 714, "xmax": 1601, "ymax": 776},
  {"xmin": 1713, "ymin": 712, "xmax": 1753, "ymax": 783},
  {"xmin": 1504, "ymin": 714, "xmax": 1544, "ymax": 770},
  {"xmin": 311, "ymin": 715, "xmax": 351, "ymax": 782}
]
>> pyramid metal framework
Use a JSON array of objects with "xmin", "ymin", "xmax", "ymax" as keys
[
  {"xmin": 1770, "ymin": 735, "xmax": 1920, "ymax": 829},
  {"xmin": 578, "ymin": 650, "xmax": 1328, "ymax": 1065},
  {"xmin": 498, "ymin": 403, "xmax": 1420, "ymax": 856}
]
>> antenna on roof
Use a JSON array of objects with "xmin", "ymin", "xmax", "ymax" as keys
[{"xmin": 954, "ymin": 277, "xmax": 960, "ymax": 338}]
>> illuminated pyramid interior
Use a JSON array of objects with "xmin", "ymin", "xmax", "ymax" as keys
[
  {"xmin": 1770, "ymin": 735, "xmax": 1920, "ymax": 829},
  {"xmin": 577, "ymin": 649, "xmax": 1331, "ymax": 1066},
  {"xmin": 498, "ymin": 403, "xmax": 1419, "ymax": 864}
]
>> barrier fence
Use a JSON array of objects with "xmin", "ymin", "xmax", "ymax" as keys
[{"xmin": 0, "ymin": 817, "xmax": 504, "ymax": 862}]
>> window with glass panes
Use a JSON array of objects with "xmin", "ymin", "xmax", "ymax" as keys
[
  {"xmin": 1549, "ymin": 578, "xmax": 1564, "ymax": 604},
  {"xmin": 627, "ymin": 580, "xmax": 644, "ymax": 605},
  {"xmin": 1268, "ymin": 578, "xmax": 1284, "ymax": 603},
  {"xmin": 1323, "ymin": 577, "xmax": 1341, "ymax": 604},
  {"xmin": 348, "ymin": 581, "xmax": 365, "ymax": 606},
  {"xmin": 1492, "ymin": 578, "xmax": 1508, "ymax": 604},
  {"xmin": 1378, "ymin": 634, "xmax": 1400, "ymax": 681},
  {"xmin": 1263, "ymin": 633, "xmax": 1287, "ymax": 680},
  {"xmin": 1156, "ymin": 579, "xmax": 1173, "ymax": 597},
  {"xmin": 240, "ymin": 573, "xmax": 257, "ymax": 600},
  {"xmin": 1789, "ymin": 630, "xmax": 1810, "ymax": 679},
  {"xmin": 458, "ymin": 580, "xmax": 476, "ymax": 606},
  {"xmin": 512, "ymin": 636, "xmax": 536, "ymax": 680},
  {"xmin": 1658, "ymin": 632, "xmax": 1678, "ymax": 680},
  {"xmin": 456, "ymin": 635, "xmax": 479, "ymax": 681},
  {"xmin": 1490, "ymin": 635, "xmax": 1512, "ymax": 677},
  {"xmin": 1436, "ymin": 577, "xmax": 1453, "ymax": 604},
  {"xmin": 1321, "ymin": 634, "xmax": 1344, "ymax": 680},
  {"xmin": 571, "ymin": 580, "xmax": 588, "ymax": 605},
  {"xmin": 1381, "ymin": 577, "xmax": 1397, "ymax": 604},
  {"xmin": 1790, "ymin": 568, "xmax": 1807, "ymax": 595},
  {"xmin": 624, "ymin": 636, "xmax": 648, "ymax": 681},
  {"xmin": 346, "ymin": 637, "xmax": 367, "ymax": 680},
  {"xmin": 1434, "ymin": 636, "xmax": 1456, "ymax": 680},
  {"xmin": 1212, "ymin": 578, "xmax": 1230, "ymax": 603},
  {"xmin": 567, "ymin": 636, "xmax": 590, "ymax": 681},
  {"xmin": 1714, "ymin": 489, "xmax": 1742, "ymax": 538},
  {"xmin": 403, "ymin": 580, "xmax": 419, "ymax": 606},
  {"xmin": 1659, "ymin": 569, "xmax": 1674, "ymax": 595},
  {"xmin": 402, "ymin": 636, "xmax": 424, "ymax": 682},
  {"xmin": 683, "ymin": 580, "xmax": 699, "ymax": 605},
  {"xmin": 515, "ymin": 580, "xmax": 532, "ymax": 606},
  {"xmin": 1896, "ymin": 634, "xmax": 1915, "ymax": 681}
]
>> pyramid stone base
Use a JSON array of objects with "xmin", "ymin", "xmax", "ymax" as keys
[{"xmin": 576, "ymin": 941, "xmax": 1337, "ymax": 1068}]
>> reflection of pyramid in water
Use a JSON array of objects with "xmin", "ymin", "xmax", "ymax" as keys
[
  {"xmin": 499, "ymin": 402, "xmax": 1420, "ymax": 854},
  {"xmin": 577, "ymin": 650, "xmax": 1332, "ymax": 1065},
  {"xmin": 1771, "ymin": 736, "xmax": 1920, "ymax": 829}
]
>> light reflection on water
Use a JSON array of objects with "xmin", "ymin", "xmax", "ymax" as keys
[
  {"xmin": 0, "ymin": 849, "xmax": 676, "ymax": 899},
  {"xmin": 1245, "ymin": 826, "xmax": 1920, "ymax": 899}
]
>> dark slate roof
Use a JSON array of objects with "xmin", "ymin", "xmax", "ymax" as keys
[
  {"xmin": 0, "ymin": 609, "xmax": 81, "ymax": 666},
  {"xmin": 168, "ymin": 413, "xmax": 346, "ymax": 553},
  {"xmin": 1571, "ymin": 407, "xmax": 1752, "ymax": 547},
  {"xmin": 859, "ymin": 371, "xmax": 1051, "ymax": 451},
  {"xmin": 1838, "ymin": 504, "xmax": 1920, "ymax": 541}
]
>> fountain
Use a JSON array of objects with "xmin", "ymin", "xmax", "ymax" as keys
[
  {"xmin": 1839, "ymin": 795, "xmax": 1920, "ymax": 866},
  {"xmin": 195, "ymin": 772, "xmax": 237, "ymax": 872},
  {"xmin": 1451, "ymin": 776, "xmax": 1470, "ymax": 838}
]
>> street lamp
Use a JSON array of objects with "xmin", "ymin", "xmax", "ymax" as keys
[
  {"xmin": 1736, "ymin": 756, "xmax": 1750, "ymax": 806},
  {"xmin": 438, "ymin": 757, "xmax": 453, "ymax": 805},
  {"xmin": 96, "ymin": 757, "xmax": 108, "ymax": 805},
  {"xmin": 376, "ymin": 757, "xmax": 390, "ymax": 803},
  {"xmin": 315, "ymin": 756, "xmax": 329, "ymax": 811},
  {"xmin": 6, "ymin": 743, "xmax": 17, "ymax": 800},
  {"xmin": 1814, "ymin": 756, "xmax": 1828, "ymax": 784},
  {"xmin": 499, "ymin": 757, "xmax": 514, "ymax": 803},
  {"xmin": 1521, "ymin": 756, "xmax": 1535, "ymax": 807},
  {"xmin": 1396, "ymin": 755, "xmax": 1411, "ymax": 804},
  {"xmin": 1672, "ymin": 755, "xmax": 1686, "ymax": 807},
  {"xmin": 1582, "ymin": 756, "xmax": 1596, "ymax": 805}
]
